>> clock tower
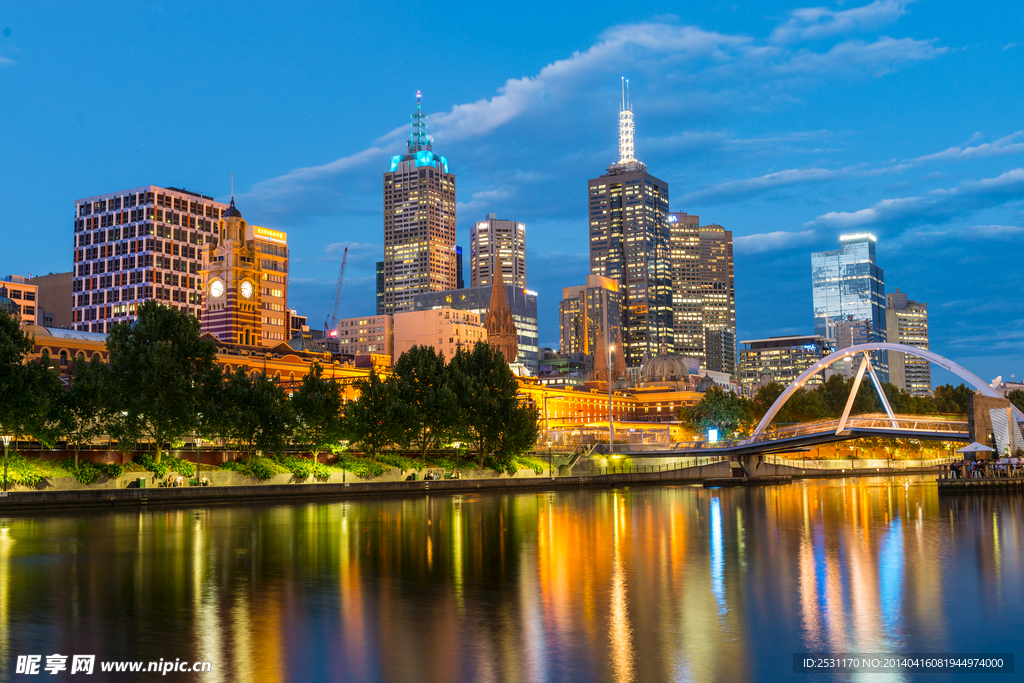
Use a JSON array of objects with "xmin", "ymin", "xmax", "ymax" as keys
[{"xmin": 199, "ymin": 198, "xmax": 265, "ymax": 346}]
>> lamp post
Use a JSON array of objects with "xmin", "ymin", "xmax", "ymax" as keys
[
  {"xmin": 195, "ymin": 436, "xmax": 204, "ymax": 484},
  {"xmin": 608, "ymin": 344, "xmax": 615, "ymax": 454},
  {"xmin": 1, "ymin": 436, "xmax": 10, "ymax": 493}
]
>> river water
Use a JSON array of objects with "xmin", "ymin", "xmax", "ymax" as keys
[{"xmin": 0, "ymin": 476, "xmax": 1020, "ymax": 682}]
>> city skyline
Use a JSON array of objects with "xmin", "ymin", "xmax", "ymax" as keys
[{"xmin": 1, "ymin": 1, "xmax": 1022, "ymax": 386}]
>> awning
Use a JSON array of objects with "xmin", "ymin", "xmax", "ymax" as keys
[{"xmin": 956, "ymin": 442, "xmax": 995, "ymax": 453}]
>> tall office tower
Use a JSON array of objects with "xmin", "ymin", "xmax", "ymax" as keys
[
  {"xmin": 811, "ymin": 233, "xmax": 887, "ymax": 380},
  {"xmin": 588, "ymin": 79, "xmax": 671, "ymax": 367},
  {"xmin": 73, "ymin": 186, "xmax": 228, "ymax": 333},
  {"xmin": 886, "ymin": 289, "xmax": 931, "ymax": 395},
  {"xmin": 382, "ymin": 91, "xmax": 457, "ymax": 314},
  {"xmin": 199, "ymin": 199, "xmax": 289, "ymax": 346},
  {"xmin": 699, "ymin": 224, "xmax": 736, "ymax": 375},
  {"xmin": 375, "ymin": 261, "xmax": 385, "ymax": 315},
  {"xmin": 469, "ymin": 214, "xmax": 526, "ymax": 288},
  {"xmin": 455, "ymin": 246, "xmax": 464, "ymax": 289},
  {"xmin": 669, "ymin": 212, "xmax": 701, "ymax": 358},
  {"xmin": 559, "ymin": 274, "xmax": 621, "ymax": 357}
]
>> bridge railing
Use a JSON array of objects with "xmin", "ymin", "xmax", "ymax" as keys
[{"xmin": 578, "ymin": 456, "xmax": 727, "ymax": 477}]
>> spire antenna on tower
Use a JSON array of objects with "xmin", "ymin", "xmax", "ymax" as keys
[
  {"xmin": 617, "ymin": 78, "xmax": 638, "ymax": 165},
  {"xmin": 231, "ymin": 171, "xmax": 234, "ymax": 200}
]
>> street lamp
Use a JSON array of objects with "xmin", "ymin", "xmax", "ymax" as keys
[
  {"xmin": 608, "ymin": 344, "xmax": 615, "ymax": 454},
  {"xmin": 195, "ymin": 436, "xmax": 204, "ymax": 484},
  {"xmin": 1, "ymin": 435, "xmax": 11, "ymax": 493}
]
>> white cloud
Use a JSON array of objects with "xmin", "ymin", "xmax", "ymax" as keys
[
  {"xmin": 772, "ymin": 0, "xmax": 909, "ymax": 43},
  {"xmin": 913, "ymin": 131, "xmax": 1024, "ymax": 163},
  {"xmin": 684, "ymin": 167, "xmax": 839, "ymax": 204},
  {"xmin": 809, "ymin": 168, "xmax": 1024, "ymax": 229},
  {"xmin": 735, "ymin": 229, "xmax": 818, "ymax": 254}
]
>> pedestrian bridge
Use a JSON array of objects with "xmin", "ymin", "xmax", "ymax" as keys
[
  {"xmin": 652, "ymin": 413, "xmax": 968, "ymax": 457},
  {"xmin": 602, "ymin": 342, "xmax": 1022, "ymax": 475}
]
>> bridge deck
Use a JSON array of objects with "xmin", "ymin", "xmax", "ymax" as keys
[{"xmin": 606, "ymin": 414, "xmax": 969, "ymax": 457}]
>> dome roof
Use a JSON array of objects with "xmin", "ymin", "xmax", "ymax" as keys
[
  {"xmin": 0, "ymin": 295, "xmax": 15, "ymax": 316},
  {"xmin": 696, "ymin": 374, "xmax": 716, "ymax": 392},
  {"xmin": 641, "ymin": 344, "xmax": 689, "ymax": 383},
  {"xmin": 224, "ymin": 198, "xmax": 242, "ymax": 218},
  {"xmin": 612, "ymin": 375, "xmax": 634, "ymax": 391}
]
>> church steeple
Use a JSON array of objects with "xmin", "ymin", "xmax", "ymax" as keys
[{"xmin": 485, "ymin": 255, "xmax": 518, "ymax": 363}]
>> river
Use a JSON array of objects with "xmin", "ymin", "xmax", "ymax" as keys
[{"xmin": 0, "ymin": 475, "xmax": 1019, "ymax": 681}]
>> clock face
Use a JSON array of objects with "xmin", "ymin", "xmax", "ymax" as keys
[
  {"xmin": 240, "ymin": 280, "xmax": 255, "ymax": 299},
  {"xmin": 209, "ymin": 279, "xmax": 224, "ymax": 299}
]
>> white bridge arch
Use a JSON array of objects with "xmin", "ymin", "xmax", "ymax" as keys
[{"xmin": 751, "ymin": 342, "xmax": 1024, "ymax": 437}]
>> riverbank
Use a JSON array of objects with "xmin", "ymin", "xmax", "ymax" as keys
[{"xmin": 0, "ymin": 460, "xmax": 945, "ymax": 512}]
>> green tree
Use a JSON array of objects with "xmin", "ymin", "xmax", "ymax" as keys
[
  {"xmin": 291, "ymin": 362, "xmax": 344, "ymax": 461},
  {"xmin": 0, "ymin": 310, "xmax": 62, "ymax": 449},
  {"xmin": 1005, "ymin": 389, "xmax": 1024, "ymax": 414},
  {"xmin": 105, "ymin": 301, "xmax": 222, "ymax": 461},
  {"xmin": 391, "ymin": 345, "xmax": 461, "ymax": 460},
  {"xmin": 676, "ymin": 386, "xmax": 753, "ymax": 438},
  {"xmin": 218, "ymin": 368, "xmax": 294, "ymax": 460},
  {"xmin": 57, "ymin": 356, "xmax": 112, "ymax": 466},
  {"xmin": 933, "ymin": 383, "xmax": 974, "ymax": 414},
  {"xmin": 345, "ymin": 371, "xmax": 404, "ymax": 456},
  {"xmin": 450, "ymin": 342, "xmax": 539, "ymax": 469}
]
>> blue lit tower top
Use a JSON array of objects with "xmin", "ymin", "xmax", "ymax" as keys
[
  {"xmin": 407, "ymin": 90, "xmax": 433, "ymax": 153},
  {"xmin": 390, "ymin": 91, "xmax": 449, "ymax": 173}
]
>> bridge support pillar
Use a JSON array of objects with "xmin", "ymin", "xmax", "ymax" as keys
[{"xmin": 733, "ymin": 454, "xmax": 763, "ymax": 478}]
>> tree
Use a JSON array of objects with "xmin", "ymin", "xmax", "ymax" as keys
[
  {"xmin": 391, "ymin": 345, "xmax": 461, "ymax": 460},
  {"xmin": 345, "ymin": 371, "xmax": 404, "ymax": 456},
  {"xmin": 450, "ymin": 342, "xmax": 538, "ymax": 468},
  {"xmin": 933, "ymin": 383, "xmax": 975, "ymax": 415},
  {"xmin": 218, "ymin": 368, "xmax": 294, "ymax": 460},
  {"xmin": 676, "ymin": 386, "xmax": 753, "ymax": 438},
  {"xmin": 1005, "ymin": 389, "xmax": 1024, "ymax": 414},
  {"xmin": 57, "ymin": 356, "xmax": 112, "ymax": 466},
  {"xmin": 0, "ymin": 310, "xmax": 61, "ymax": 448},
  {"xmin": 291, "ymin": 362, "xmax": 344, "ymax": 461},
  {"xmin": 105, "ymin": 301, "xmax": 222, "ymax": 461}
]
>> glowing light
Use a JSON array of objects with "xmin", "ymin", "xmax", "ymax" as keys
[{"xmin": 708, "ymin": 428, "xmax": 719, "ymax": 442}]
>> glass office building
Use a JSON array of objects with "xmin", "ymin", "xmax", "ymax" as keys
[{"xmin": 811, "ymin": 233, "xmax": 887, "ymax": 380}]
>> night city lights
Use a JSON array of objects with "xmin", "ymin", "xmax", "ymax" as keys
[{"xmin": 1, "ymin": 2, "xmax": 1023, "ymax": 681}]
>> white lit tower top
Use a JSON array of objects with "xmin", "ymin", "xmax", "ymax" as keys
[{"xmin": 611, "ymin": 77, "xmax": 646, "ymax": 173}]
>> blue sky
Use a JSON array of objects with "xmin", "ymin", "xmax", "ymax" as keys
[{"xmin": 1, "ymin": 0, "xmax": 1021, "ymax": 386}]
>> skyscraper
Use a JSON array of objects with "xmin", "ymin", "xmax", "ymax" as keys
[
  {"xmin": 811, "ymin": 233, "xmax": 887, "ymax": 380},
  {"xmin": 381, "ymin": 91, "xmax": 457, "ymax": 314},
  {"xmin": 886, "ymin": 289, "xmax": 931, "ymax": 395},
  {"xmin": 669, "ymin": 212, "xmax": 701, "ymax": 358},
  {"xmin": 375, "ymin": 261, "xmax": 385, "ymax": 314},
  {"xmin": 699, "ymin": 224, "xmax": 736, "ymax": 375},
  {"xmin": 469, "ymin": 214, "xmax": 526, "ymax": 288},
  {"xmin": 559, "ymin": 274, "xmax": 621, "ymax": 358},
  {"xmin": 588, "ymin": 79, "xmax": 672, "ymax": 367},
  {"xmin": 73, "ymin": 186, "xmax": 228, "ymax": 333}
]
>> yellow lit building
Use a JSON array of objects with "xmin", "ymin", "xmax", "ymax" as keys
[{"xmin": 199, "ymin": 199, "xmax": 289, "ymax": 346}]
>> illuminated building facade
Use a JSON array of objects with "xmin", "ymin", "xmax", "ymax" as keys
[
  {"xmin": 73, "ymin": 186, "xmax": 228, "ymax": 333},
  {"xmin": 382, "ymin": 91, "xmax": 457, "ymax": 314},
  {"xmin": 558, "ymin": 274, "xmax": 621, "ymax": 359},
  {"xmin": 0, "ymin": 276, "xmax": 39, "ymax": 325},
  {"xmin": 739, "ymin": 335, "xmax": 831, "ymax": 392},
  {"xmin": 392, "ymin": 308, "xmax": 487, "ymax": 365},
  {"xmin": 811, "ymin": 233, "xmax": 887, "ymax": 380},
  {"xmin": 886, "ymin": 289, "xmax": 931, "ymax": 395},
  {"xmin": 335, "ymin": 314, "xmax": 393, "ymax": 357},
  {"xmin": 669, "ymin": 212, "xmax": 701, "ymax": 358},
  {"xmin": 699, "ymin": 224, "xmax": 736, "ymax": 375},
  {"xmin": 588, "ymin": 81, "xmax": 672, "ymax": 367},
  {"xmin": 199, "ymin": 199, "xmax": 290, "ymax": 346},
  {"xmin": 414, "ymin": 282, "xmax": 539, "ymax": 374},
  {"xmin": 469, "ymin": 214, "xmax": 526, "ymax": 288}
]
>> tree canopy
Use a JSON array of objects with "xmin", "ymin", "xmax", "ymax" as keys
[{"xmin": 105, "ymin": 301, "xmax": 222, "ymax": 461}]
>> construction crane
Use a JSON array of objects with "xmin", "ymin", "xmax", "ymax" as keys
[{"xmin": 324, "ymin": 246, "xmax": 348, "ymax": 340}]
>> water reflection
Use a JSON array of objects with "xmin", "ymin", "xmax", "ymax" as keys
[{"xmin": 0, "ymin": 477, "xmax": 1020, "ymax": 682}]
